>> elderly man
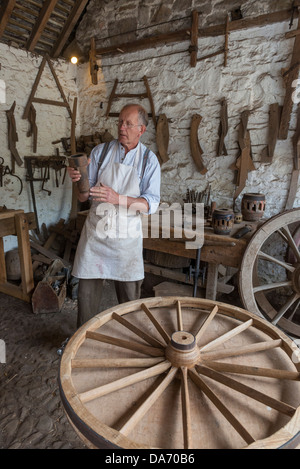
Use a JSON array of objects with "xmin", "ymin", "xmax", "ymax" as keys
[{"xmin": 68, "ymin": 103, "xmax": 161, "ymax": 327}]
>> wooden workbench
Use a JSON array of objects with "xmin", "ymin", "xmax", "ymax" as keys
[
  {"xmin": 0, "ymin": 209, "xmax": 36, "ymax": 302},
  {"xmin": 142, "ymin": 215, "xmax": 258, "ymax": 300},
  {"xmin": 76, "ymin": 209, "xmax": 258, "ymax": 300}
]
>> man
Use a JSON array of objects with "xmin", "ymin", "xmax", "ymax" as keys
[{"xmin": 68, "ymin": 103, "xmax": 161, "ymax": 327}]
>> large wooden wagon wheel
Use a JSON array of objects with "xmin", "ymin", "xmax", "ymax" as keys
[
  {"xmin": 239, "ymin": 208, "xmax": 300, "ymax": 338},
  {"xmin": 59, "ymin": 297, "xmax": 300, "ymax": 449}
]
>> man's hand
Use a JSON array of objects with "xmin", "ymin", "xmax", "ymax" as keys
[
  {"xmin": 90, "ymin": 184, "xmax": 119, "ymax": 204},
  {"xmin": 67, "ymin": 166, "xmax": 81, "ymax": 183}
]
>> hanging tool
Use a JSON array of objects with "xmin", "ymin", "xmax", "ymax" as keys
[
  {"xmin": 25, "ymin": 157, "xmax": 40, "ymax": 234},
  {"xmin": 217, "ymin": 98, "xmax": 228, "ymax": 156},
  {"xmin": 0, "ymin": 157, "xmax": 23, "ymax": 194},
  {"xmin": 190, "ymin": 114, "xmax": 207, "ymax": 174},
  {"xmin": 6, "ymin": 101, "xmax": 23, "ymax": 167},
  {"xmin": 156, "ymin": 114, "xmax": 169, "ymax": 165},
  {"xmin": 231, "ymin": 110, "xmax": 255, "ymax": 206},
  {"xmin": 26, "ymin": 103, "xmax": 38, "ymax": 153}
]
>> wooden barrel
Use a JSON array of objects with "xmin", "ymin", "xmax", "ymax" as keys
[
  {"xmin": 59, "ymin": 297, "xmax": 300, "ymax": 449},
  {"xmin": 241, "ymin": 193, "xmax": 266, "ymax": 221},
  {"xmin": 212, "ymin": 209, "xmax": 234, "ymax": 235}
]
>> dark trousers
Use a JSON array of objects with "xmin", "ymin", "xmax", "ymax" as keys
[{"xmin": 77, "ymin": 278, "xmax": 143, "ymax": 328}]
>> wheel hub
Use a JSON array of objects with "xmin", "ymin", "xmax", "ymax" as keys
[{"xmin": 165, "ymin": 331, "xmax": 200, "ymax": 368}]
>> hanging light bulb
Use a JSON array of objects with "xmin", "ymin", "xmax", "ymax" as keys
[{"xmin": 71, "ymin": 55, "xmax": 78, "ymax": 64}]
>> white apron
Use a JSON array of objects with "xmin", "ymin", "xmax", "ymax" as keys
[{"xmin": 72, "ymin": 142, "xmax": 144, "ymax": 281}]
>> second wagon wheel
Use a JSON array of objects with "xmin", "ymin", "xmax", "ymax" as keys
[
  {"xmin": 59, "ymin": 297, "xmax": 300, "ymax": 449},
  {"xmin": 239, "ymin": 208, "xmax": 300, "ymax": 338}
]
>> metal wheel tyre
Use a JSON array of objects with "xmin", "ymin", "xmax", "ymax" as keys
[
  {"xmin": 239, "ymin": 208, "xmax": 300, "ymax": 338},
  {"xmin": 59, "ymin": 297, "xmax": 300, "ymax": 449}
]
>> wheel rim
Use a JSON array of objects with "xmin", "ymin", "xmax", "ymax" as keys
[
  {"xmin": 239, "ymin": 208, "xmax": 300, "ymax": 338},
  {"xmin": 59, "ymin": 297, "xmax": 300, "ymax": 449}
]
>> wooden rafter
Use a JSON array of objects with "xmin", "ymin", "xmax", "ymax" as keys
[
  {"xmin": 51, "ymin": 0, "xmax": 89, "ymax": 58},
  {"xmin": 0, "ymin": 0, "xmax": 16, "ymax": 37},
  {"xmin": 26, "ymin": 0, "xmax": 59, "ymax": 52}
]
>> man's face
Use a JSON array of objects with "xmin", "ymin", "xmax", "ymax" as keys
[{"xmin": 118, "ymin": 106, "xmax": 146, "ymax": 150}]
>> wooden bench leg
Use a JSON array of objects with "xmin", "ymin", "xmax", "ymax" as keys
[{"xmin": 205, "ymin": 263, "xmax": 219, "ymax": 300}]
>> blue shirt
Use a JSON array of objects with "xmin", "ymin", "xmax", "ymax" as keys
[{"xmin": 88, "ymin": 139, "xmax": 161, "ymax": 214}]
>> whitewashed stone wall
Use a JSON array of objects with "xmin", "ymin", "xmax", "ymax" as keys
[
  {"xmin": 0, "ymin": 44, "xmax": 77, "ymax": 250},
  {"xmin": 76, "ymin": 0, "xmax": 299, "ymax": 217}
]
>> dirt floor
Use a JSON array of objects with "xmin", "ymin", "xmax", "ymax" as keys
[{"xmin": 0, "ymin": 279, "xmax": 123, "ymax": 449}]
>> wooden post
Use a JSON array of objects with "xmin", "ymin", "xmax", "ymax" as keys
[
  {"xmin": 279, "ymin": 12, "xmax": 300, "ymax": 139},
  {"xmin": 89, "ymin": 37, "xmax": 98, "ymax": 85},
  {"xmin": 190, "ymin": 10, "xmax": 198, "ymax": 67}
]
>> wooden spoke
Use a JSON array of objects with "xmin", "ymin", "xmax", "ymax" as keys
[
  {"xmin": 253, "ymin": 280, "xmax": 293, "ymax": 293},
  {"xmin": 112, "ymin": 312, "xmax": 165, "ymax": 349},
  {"xmin": 86, "ymin": 331, "xmax": 164, "ymax": 357},
  {"xmin": 258, "ymin": 250, "xmax": 295, "ymax": 273},
  {"xmin": 119, "ymin": 367, "xmax": 178, "ymax": 436},
  {"xmin": 71, "ymin": 357, "xmax": 165, "ymax": 369},
  {"xmin": 286, "ymin": 298, "xmax": 300, "ymax": 320},
  {"xmin": 140, "ymin": 303, "xmax": 170, "ymax": 344},
  {"xmin": 176, "ymin": 300, "xmax": 183, "ymax": 331},
  {"xmin": 200, "ymin": 319, "xmax": 253, "ymax": 352},
  {"xmin": 271, "ymin": 292, "xmax": 300, "ymax": 325},
  {"xmin": 181, "ymin": 367, "xmax": 192, "ymax": 449},
  {"xmin": 194, "ymin": 304, "xmax": 218, "ymax": 344},
  {"xmin": 189, "ymin": 368, "xmax": 255, "ymax": 445},
  {"xmin": 204, "ymin": 361, "xmax": 300, "ymax": 380},
  {"xmin": 79, "ymin": 360, "xmax": 172, "ymax": 403},
  {"xmin": 200, "ymin": 339, "xmax": 282, "ymax": 361},
  {"xmin": 239, "ymin": 208, "xmax": 300, "ymax": 337},
  {"xmin": 196, "ymin": 364, "xmax": 296, "ymax": 417},
  {"xmin": 280, "ymin": 226, "xmax": 300, "ymax": 263}
]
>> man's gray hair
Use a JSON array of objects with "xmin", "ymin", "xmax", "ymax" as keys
[{"xmin": 121, "ymin": 104, "xmax": 149, "ymax": 127}]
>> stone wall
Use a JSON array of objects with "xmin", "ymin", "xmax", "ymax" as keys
[
  {"xmin": 0, "ymin": 44, "xmax": 77, "ymax": 250},
  {"xmin": 76, "ymin": 0, "xmax": 299, "ymax": 216}
]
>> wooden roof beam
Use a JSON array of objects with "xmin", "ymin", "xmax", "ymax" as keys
[
  {"xmin": 94, "ymin": 8, "xmax": 296, "ymax": 58},
  {"xmin": 51, "ymin": 0, "xmax": 89, "ymax": 58},
  {"xmin": 0, "ymin": 0, "xmax": 17, "ymax": 38},
  {"xmin": 26, "ymin": 0, "xmax": 59, "ymax": 52}
]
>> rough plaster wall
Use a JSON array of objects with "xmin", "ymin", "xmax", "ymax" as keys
[
  {"xmin": 76, "ymin": 0, "xmax": 299, "ymax": 217},
  {"xmin": 0, "ymin": 44, "xmax": 78, "ymax": 251}
]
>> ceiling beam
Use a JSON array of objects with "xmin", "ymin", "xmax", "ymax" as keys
[
  {"xmin": 0, "ymin": 0, "xmax": 17, "ymax": 38},
  {"xmin": 51, "ymin": 0, "xmax": 89, "ymax": 58},
  {"xmin": 26, "ymin": 0, "xmax": 59, "ymax": 52}
]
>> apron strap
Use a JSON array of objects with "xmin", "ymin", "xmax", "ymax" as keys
[
  {"xmin": 141, "ymin": 148, "xmax": 150, "ymax": 179},
  {"xmin": 97, "ymin": 141, "xmax": 111, "ymax": 173}
]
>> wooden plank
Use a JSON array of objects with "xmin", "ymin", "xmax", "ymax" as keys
[
  {"xmin": 89, "ymin": 37, "xmax": 98, "ymax": 85},
  {"xmin": 279, "ymin": 17, "xmax": 300, "ymax": 139},
  {"xmin": 51, "ymin": 0, "xmax": 90, "ymax": 58},
  {"xmin": 14, "ymin": 213, "xmax": 34, "ymax": 296},
  {"xmin": 94, "ymin": 9, "xmax": 295, "ymax": 58},
  {"xmin": 23, "ymin": 55, "xmax": 47, "ymax": 119},
  {"xmin": 0, "ymin": 237, "xmax": 6, "ymax": 284},
  {"xmin": 190, "ymin": 10, "xmax": 198, "ymax": 67},
  {"xmin": 0, "ymin": 212, "xmax": 36, "ymax": 237},
  {"xmin": 0, "ymin": 0, "xmax": 16, "ymax": 37},
  {"xmin": 26, "ymin": 0, "xmax": 59, "ymax": 51}
]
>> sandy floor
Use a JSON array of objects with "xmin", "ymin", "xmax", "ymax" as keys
[{"xmin": 0, "ymin": 280, "xmax": 120, "ymax": 449}]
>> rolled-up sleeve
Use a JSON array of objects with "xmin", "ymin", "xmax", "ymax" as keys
[{"xmin": 140, "ymin": 151, "xmax": 161, "ymax": 215}]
